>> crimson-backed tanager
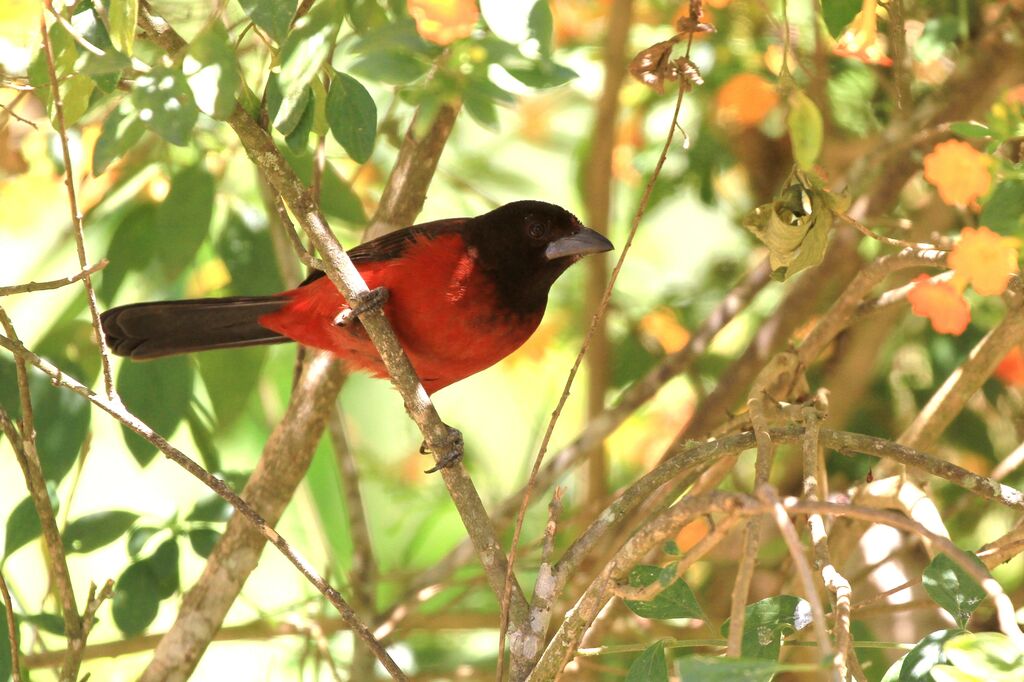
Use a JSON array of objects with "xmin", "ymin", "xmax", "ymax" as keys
[{"xmin": 100, "ymin": 201, "xmax": 613, "ymax": 394}]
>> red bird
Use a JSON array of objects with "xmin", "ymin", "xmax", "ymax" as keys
[{"xmin": 101, "ymin": 201, "xmax": 613, "ymax": 394}]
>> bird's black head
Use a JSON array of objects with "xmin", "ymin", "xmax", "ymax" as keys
[{"xmin": 465, "ymin": 200, "xmax": 614, "ymax": 315}]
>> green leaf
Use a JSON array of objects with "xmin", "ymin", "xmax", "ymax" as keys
[
  {"xmin": 623, "ymin": 565, "xmax": 705, "ymax": 620},
  {"xmin": 285, "ymin": 88, "xmax": 316, "ymax": 152},
  {"xmin": 463, "ymin": 87, "xmax": 499, "ymax": 130},
  {"xmin": 676, "ymin": 656, "xmax": 812, "ymax": 682},
  {"xmin": 900, "ymin": 629, "xmax": 963, "ymax": 682},
  {"xmin": 154, "ymin": 164, "xmax": 216, "ymax": 280},
  {"xmin": 744, "ymin": 170, "xmax": 840, "ymax": 281},
  {"xmin": 238, "ymin": 0, "xmax": 295, "ymax": 44},
  {"xmin": 321, "ymin": 163, "xmax": 367, "ymax": 223},
  {"xmin": 188, "ymin": 528, "xmax": 221, "ymax": 557},
  {"xmin": 131, "ymin": 65, "xmax": 199, "ymax": 146},
  {"xmin": 99, "ymin": 202, "xmax": 158, "ymax": 304},
  {"xmin": 127, "ymin": 526, "xmax": 161, "ymax": 557},
  {"xmin": 63, "ymin": 511, "xmax": 138, "ymax": 553},
  {"xmin": 980, "ymin": 180, "xmax": 1024, "ymax": 235},
  {"xmin": 33, "ymin": 367, "xmax": 92, "ymax": 485},
  {"xmin": 187, "ymin": 494, "xmax": 233, "ymax": 523},
  {"xmin": 145, "ymin": 538, "xmax": 181, "ymax": 599},
  {"xmin": 4, "ymin": 492, "xmax": 57, "ymax": 560},
  {"xmin": 663, "ymin": 540, "xmax": 681, "ymax": 556},
  {"xmin": 21, "ymin": 612, "xmax": 66, "ymax": 636},
  {"xmin": 93, "ymin": 99, "xmax": 146, "ymax": 176},
  {"xmin": 108, "ymin": 0, "xmax": 139, "ymax": 55},
  {"xmin": 0, "ymin": 604, "xmax": 10, "ymax": 681},
  {"xmin": 720, "ymin": 595, "xmax": 812, "ymax": 661},
  {"xmin": 116, "ymin": 355, "xmax": 195, "ymax": 466},
  {"xmin": 58, "ymin": 74, "xmax": 96, "ymax": 127},
  {"xmin": 70, "ymin": 5, "xmax": 131, "ymax": 79},
  {"xmin": 950, "ymin": 121, "xmax": 992, "ymax": 139},
  {"xmin": 215, "ymin": 209, "xmax": 285, "ymax": 295},
  {"xmin": 787, "ymin": 91, "xmax": 823, "ymax": 171},
  {"xmin": 275, "ymin": 0, "xmax": 344, "ymax": 129},
  {"xmin": 184, "ymin": 22, "xmax": 241, "ymax": 120},
  {"xmin": 37, "ymin": 319, "xmax": 101, "ymax": 394},
  {"xmin": 503, "ymin": 58, "xmax": 577, "ymax": 89},
  {"xmin": 348, "ymin": 0, "xmax": 389, "ymax": 33},
  {"xmin": 198, "ymin": 346, "xmax": 267, "ymax": 429},
  {"xmin": 529, "ymin": 1, "xmax": 554, "ymax": 57},
  {"xmin": 942, "ymin": 632, "xmax": 1024, "ymax": 680},
  {"xmin": 326, "ymin": 71, "xmax": 377, "ymax": 162},
  {"xmin": 922, "ymin": 553, "xmax": 987, "ymax": 629},
  {"xmin": 266, "ymin": 73, "xmax": 312, "ymax": 136},
  {"xmin": 112, "ymin": 560, "xmax": 161, "ymax": 635},
  {"xmin": 626, "ymin": 642, "xmax": 668, "ymax": 682},
  {"xmin": 349, "ymin": 52, "xmax": 430, "ymax": 84}
]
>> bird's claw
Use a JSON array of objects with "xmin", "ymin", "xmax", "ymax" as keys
[
  {"xmin": 335, "ymin": 287, "xmax": 390, "ymax": 326},
  {"xmin": 421, "ymin": 425, "xmax": 464, "ymax": 473}
]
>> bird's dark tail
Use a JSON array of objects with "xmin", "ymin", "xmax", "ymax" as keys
[{"xmin": 100, "ymin": 296, "xmax": 290, "ymax": 360}]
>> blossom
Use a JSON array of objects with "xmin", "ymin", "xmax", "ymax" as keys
[
  {"xmin": 995, "ymin": 347, "xmax": 1024, "ymax": 387},
  {"xmin": 639, "ymin": 308, "xmax": 690, "ymax": 354},
  {"xmin": 949, "ymin": 226, "xmax": 1020, "ymax": 296},
  {"xmin": 833, "ymin": 0, "xmax": 893, "ymax": 66},
  {"xmin": 922, "ymin": 140, "xmax": 992, "ymax": 208},
  {"xmin": 715, "ymin": 73, "xmax": 779, "ymax": 128},
  {"xmin": 407, "ymin": 0, "xmax": 479, "ymax": 46},
  {"xmin": 906, "ymin": 274, "xmax": 970, "ymax": 335}
]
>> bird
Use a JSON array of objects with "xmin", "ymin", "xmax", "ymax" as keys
[{"xmin": 100, "ymin": 200, "xmax": 614, "ymax": 395}]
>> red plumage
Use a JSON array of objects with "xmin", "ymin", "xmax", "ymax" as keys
[{"xmin": 101, "ymin": 201, "xmax": 612, "ymax": 394}]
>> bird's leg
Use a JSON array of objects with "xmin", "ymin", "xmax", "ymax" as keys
[
  {"xmin": 334, "ymin": 286, "xmax": 390, "ymax": 326},
  {"xmin": 421, "ymin": 424, "xmax": 464, "ymax": 473}
]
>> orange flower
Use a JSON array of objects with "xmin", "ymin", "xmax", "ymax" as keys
[
  {"xmin": 907, "ymin": 274, "xmax": 970, "ymax": 335},
  {"xmin": 715, "ymin": 73, "xmax": 779, "ymax": 128},
  {"xmin": 639, "ymin": 308, "xmax": 690, "ymax": 353},
  {"xmin": 1005, "ymin": 84, "xmax": 1024, "ymax": 106},
  {"xmin": 922, "ymin": 140, "xmax": 992, "ymax": 208},
  {"xmin": 949, "ymin": 226, "xmax": 1020, "ymax": 296},
  {"xmin": 995, "ymin": 347, "xmax": 1024, "ymax": 387},
  {"xmin": 407, "ymin": 0, "xmax": 479, "ymax": 45},
  {"xmin": 833, "ymin": 0, "xmax": 892, "ymax": 67}
]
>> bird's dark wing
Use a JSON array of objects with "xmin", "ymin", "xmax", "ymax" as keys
[{"xmin": 298, "ymin": 218, "xmax": 468, "ymax": 288}]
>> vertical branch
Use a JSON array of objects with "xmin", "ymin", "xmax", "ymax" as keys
[
  {"xmin": 328, "ymin": 410, "xmax": 379, "ymax": 681},
  {"xmin": 1, "ymin": 561, "xmax": 23, "ymax": 682},
  {"xmin": 0, "ymin": 309, "xmax": 83, "ymax": 681},
  {"xmin": 758, "ymin": 486, "xmax": 834, "ymax": 667},
  {"xmin": 365, "ymin": 103, "xmax": 460, "ymax": 239},
  {"xmin": 581, "ymin": 0, "xmax": 635, "ymax": 504},
  {"xmin": 39, "ymin": 8, "xmax": 114, "ymax": 399}
]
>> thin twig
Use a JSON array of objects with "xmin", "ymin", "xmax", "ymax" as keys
[
  {"xmin": 500, "ymin": 76, "xmax": 690, "ymax": 680},
  {"xmin": 841, "ymin": 214, "xmax": 947, "ymax": 252},
  {"xmin": 271, "ymin": 195, "xmax": 326, "ymax": 272},
  {"xmin": 0, "ymin": 261, "xmax": 109, "ymax": 297},
  {"xmin": 758, "ymin": 486, "xmax": 835, "ymax": 667},
  {"xmin": 0, "ymin": 90, "xmax": 36, "ymax": 129},
  {"xmin": 40, "ymin": 11, "xmax": 115, "ymax": 399},
  {"xmin": 0, "ymin": 568, "xmax": 22, "ymax": 682},
  {"xmin": 0, "ymin": 333, "xmax": 407, "ymax": 681}
]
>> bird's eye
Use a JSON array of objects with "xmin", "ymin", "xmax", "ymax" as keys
[{"xmin": 527, "ymin": 222, "xmax": 546, "ymax": 239}]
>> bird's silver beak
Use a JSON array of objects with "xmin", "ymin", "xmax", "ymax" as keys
[{"xmin": 544, "ymin": 227, "xmax": 614, "ymax": 261}]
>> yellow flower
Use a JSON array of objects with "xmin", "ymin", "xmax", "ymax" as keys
[
  {"xmin": 407, "ymin": 0, "xmax": 479, "ymax": 46},
  {"xmin": 949, "ymin": 226, "xmax": 1020, "ymax": 296},
  {"xmin": 922, "ymin": 140, "xmax": 992, "ymax": 208},
  {"xmin": 833, "ymin": 0, "xmax": 893, "ymax": 67}
]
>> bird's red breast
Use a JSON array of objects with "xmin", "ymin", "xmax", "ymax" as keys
[{"xmin": 258, "ymin": 229, "xmax": 543, "ymax": 393}]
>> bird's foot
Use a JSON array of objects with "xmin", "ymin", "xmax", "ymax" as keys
[
  {"xmin": 420, "ymin": 424, "xmax": 464, "ymax": 473},
  {"xmin": 334, "ymin": 287, "xmax": 390, "ymax": 326}
]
